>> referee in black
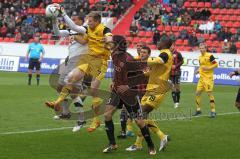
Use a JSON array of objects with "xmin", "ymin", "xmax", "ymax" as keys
[
  {"xmin": 25, "ymin": 36, "xmax": 45, "ymax": 86},
  {"xmin": 170, "ymin": 43, "xmax": 184, "ymax": 108}
]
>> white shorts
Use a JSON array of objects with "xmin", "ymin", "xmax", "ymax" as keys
[{"xmin": 58, "ymin": 56, "xmax": 81, "ymax": 86}]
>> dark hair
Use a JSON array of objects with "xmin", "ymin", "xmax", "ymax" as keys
[
  {"xmin": 141, "ymin": 46, "xmax": 151, "ymax": 54},
  {"xmin": 158, "ymin": 37, "xmax": 173, "ymax": 50},
  {"xmin": 88, "ymin": 12, "xmax": 101, "ymax": 22},
  {"xmin": 112, "ymin": 35, "xmax": 127, "ymax": 52}
]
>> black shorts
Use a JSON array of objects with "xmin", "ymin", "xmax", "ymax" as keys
[
  {"xmin": 236, "ymin": 88, "xmax": 240, "ymax": 103},
  {"xmin": 170, "ymin": 75, "xmax": 180, "ymax": 84},
  {"xmin": 28, "ymin": 58, "xmax": 41, "ymax": 70},
  {"xmin": 107, "ymin": 90, "xmax": 143, "ymax": 119}
]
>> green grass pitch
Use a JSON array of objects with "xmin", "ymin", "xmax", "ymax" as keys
[{"xmin": 0, "ymin": 72, "xmax": 240, "ymax": 159}]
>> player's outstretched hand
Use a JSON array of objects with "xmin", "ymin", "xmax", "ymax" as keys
[
  {"xmin": 53, "ymin": 3, "xmax": 66, "ymax": 16},
  {"xmin": 228, "ymin": 72, "xmax": 235, "ymax": 78}
]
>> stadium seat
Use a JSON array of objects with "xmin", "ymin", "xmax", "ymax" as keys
[
  {"xmin": 222, "ymin": 15, "xmax": 229, "ymax": 21},
  {"xmin": 48, "ymin": 40, "xmax": 55, "ymax": 45},
  {"xmin": 206, "ymin": 40, "xmax": 212, "ymax": 47},
  {"xmin": 184, "ymin": 2, "xmax": 190, "ymax": 8},
  {"xmin": 205, "ymin": 2, "xmax": 211, "ymax": 8},
  {"xmin": 145, "ymin": 38, "xmax": 152, "ymax": 44},
  {"xmin": 178, "ymin": 26, "xmax": 185, "ymax": 31},
  {"xmin": 183, "ymin": 39, "xmax": 188, "ymax": 46},
  {"xmin": 41, "ymin": 33, "xmax": 48, "ymax": 39},
  {"xmin": 132, "ymin": 37, "xmax": 140, "ymax": 44},
  {"xmin": 129, "ymin": 43, "xmax": 134, "ymax": 48},
  {"xmin": 40, "ymin": 40, "xmax": 48, "ymax": 44},
  {"xmin": 28, "ymin": 39, "xmax": 34, "ymax": 43},
  {"xmin": 0, "ymin": 37, "xmax": 3, "ymax": 42},
  {"xmin": 165, "ymin": 26, "xmax": 171, "ymax": 32},
  {"xmin": 149, "ymin": 45, "xmax": 157, "ymax": 50},
  {"xmin": 209, "ymin": 34, "xmax": 216, "ymax": 40},
  {"xmin": 145, "ymin": 31, "xmax": 153, "ymax": 37},
  {"xmin": 138, "ymin": 31, "xmax": 145, "ymax": 37},
  {"xmin": 172, "ymin": 26, "xmax": 178, "ymax": 32},
  {"xmin": 213, "ymin": 8, "xmax": 220, "ymax": 15},
  {"xmin": 9, "ymin": 38, "xmax": 15, "ymax": 42},
  {"xmin": 125, "ymin": 31, "xmax": 131, "ymax": 37},
  {"xmin": 236, "ymin": 42, "xmax": 240, "ymax": 49},
  {"xmin": 175, "ymin": 39, "xmax": 183, "ymax": 46},
  {"xmin": 233, "ymin": 22, "xmax": 240, "ymax": 28},
  {"xmin": 156, "ymin": 19, "xmax": 161, "ymax": 25},
  {"xmin": 191, "ymin": 2, "xmax": 197, "ymax": 8},
  {"xmin": 3, "ymin": 37, "xmax": 10, "ymax": 42},
  {"xmin": 198, "ymin": 2, "xmax": 204, "ymax": 8},
  {"xmin": 230, "ymin": 28, "xmax": 237, "ymax": 34},
  {"xmin": 27, "ymin": 8, "xmax": 34, "ymax": 14},
  {"xmin": 126, "ymin": 37, "xmax": 133, "ymax": 43},
  {"xmin": 203, "ymin": 34, "xmax": 209, "ymax": 40},
  {"xmin": 157, "ymin": 25, "xmax": 164, "ymax": 31},
  {"xmin": 221, "ymin": 9, "xmax": 228, "ymax": 15}
]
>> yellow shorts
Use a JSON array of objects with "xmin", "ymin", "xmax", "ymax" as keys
[
  {"xmin": 141, "ymin": 91, "xmax": 165, "ymax": 109},
  {"xmin": 196, "ymin": 78, "xmax": 214, "ymax": 92},
  {"xmin": 77, "ymin": 54, "xmax": 108, "ymax": 81}
]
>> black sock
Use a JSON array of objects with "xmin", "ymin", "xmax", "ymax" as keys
[
  {"xmin": 74, "ymin": 102, "xmax": 83, "ymax": 107},
  {"xmin": 105, "ymin": 120, "xmax": 116, "ymax": 145},
  {"xmin": 36, "ymin": 74, "xmax": 40, "ymax": 86},
  {"xmin": 140, "ymin": 126, "xmax": 154, "ymax": 148},
  {"xmin": 120, "ymin": 109, "xmax": 127, "ymax": 133},
  {"xmin": 176, "ymin": 91, "xmax": 181, "ymax": 103},
  {"xmin": 28, "ymin": 74, "xmax": 32, "ymax": 85},
  {"xmin": 172, "ymin": 92, "xmax": 177, "ymax": 103}
]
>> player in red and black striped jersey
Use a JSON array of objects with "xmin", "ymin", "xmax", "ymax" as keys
[
  {"xmin": 170, "ymin": 43, "xmax": 184, "ymax": 108},
  {"xmin": 103, "ymin": 35, "xmax": 156, "ymax": 155},
  {"xmin": 229, "ymin": 69, "xmax": 240, "ymax": 111},
  {"xmin": 117, "ymin": 46, "xmax": 151, "ymax": 139}
]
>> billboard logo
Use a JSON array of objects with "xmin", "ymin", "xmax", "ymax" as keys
[{"xmin": 0, "ymin": 56, "xmax": 19, "ymax": 71}]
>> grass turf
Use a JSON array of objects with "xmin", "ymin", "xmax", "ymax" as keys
[{"xmin": 0, "ymin": 72, "xmax": 239, "ymax": 159}]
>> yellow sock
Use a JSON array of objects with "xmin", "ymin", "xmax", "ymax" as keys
[
  {"xmin": 56, "ymin": 85, "xmax": 72, "ymax": 103},
  {"xmin": 134, "ymin": 131, "xmax": 143, "ymax": 148},
  {"xmin": 127, "ymin": 119, "xmax": 133, "ymax": 132},
  {"xmin": 209, "ymin": 94, "xmax": 216, "ymax": 112},
  {"xmin": 195, "ymin": 95, "xmax": 201, "ymax": 111},
  {"xmin": 146, "ymin": 119, "xmax": 165, "ymax": 140}
]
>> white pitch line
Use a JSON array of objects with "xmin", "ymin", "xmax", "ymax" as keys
[{"xmin": 0, "ymin": 111, "xmax": 239, "ymax": 135}]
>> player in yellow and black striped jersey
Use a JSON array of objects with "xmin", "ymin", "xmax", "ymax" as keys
[
  {"xmin": 45, "ymin": 10, "xmax": 113, "ymax": 132},
  {"xmin": 193, "ymin": 42, "xmax": 218, "ymax": 118},
  {"xmin": 126, "ymin": 37, "xmax": 173, "ymax": 152}
]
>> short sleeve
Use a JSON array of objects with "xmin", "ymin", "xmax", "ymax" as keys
[{"xmin": 159, "ymin": 52, "xmax": 169, "ymax": 63}]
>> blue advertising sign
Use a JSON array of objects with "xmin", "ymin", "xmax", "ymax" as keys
[
  {"xmin": 18, "ymin": 57, "xmax": 60, "ymax": 74},
  {"xmin": 193, "ymin": 67, "xmax": 240, "ymax": 86}
]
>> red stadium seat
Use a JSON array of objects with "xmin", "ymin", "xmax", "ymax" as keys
[
  {"xmin": 206, "ymin": 40, "xmax": 212, "ymax": 47},
  {"xmin": 221, "ymin": 9, "xmax": 227, "ymax": 15},
  {"xmin": 184, "ymin": 2, "xmax": 190, "ymax": 8},
  {"xmin": 145, "ymin": 38, "xmax": 152, "ymax": 44},
  {"xmin": 126, "ymin": 37, "xmax": 133, "ymax": 43},
  {"xmin": 209, "ymin": 34, "xmax": 216, "ymax": 40},
  {"xmin": 28, "ymin": 39, "xmax": 34, "ymax": 43},
  {"xmin": 205, "ymin": 2, "xmax": 211, "ymax": 8},
  {"xmin": 203, "ymin": 34, "xmax": 209, "ymax": 40},
  {"xmin": 156, "ymin": 19, "xmax": 161, "ymax": 25},
  {"xmin": 212, "ymin": 41, "xmax": 219, "ymax": 48},
  {"xmin": 216, "ymin": 48, "xmax": 222, "ymax": 53},
  {"xmin": 183, "ymin": 39, "xmax": 188, "ymax": 46},
  {"xmin": 49, "ymin": 40, "xmax": 55, "ymax": 45},
  {"xmin": 225, "ymin": 21, "xmax": 233, "ymax": 28},
  {"xmin": 157, "ymin": 25, "xmax": 164, "ymax": 31},
  {"xmin": 178, "ymin": 26, "xmax": 185, "ymax": 31},
  {"xmin": 191, "ymin": 2, "xmax": 197, "ymax": 8},
  {"xmin": 227, "ymin": 9, "xmax": 234, "ymax": 15},
  {"xmin": 27, "ymin": 8, "xmax": 34, "ymax": 14},
  {"xmin": 233, "ymin": 22, "xmax": 240, "ymax": 28},
  {"xmin": 125, "ymin": 31, "xmax": 131, "ymax": 37},
  {"xmin": 138, "ymin": 31, "xmax": 145, "ymax": 37},
  {"xmin": 165, "ymin": 25, "xmax": 171, "ymax": 32},
  {"xmin": 3, "ymin": 37, "xmax": 10, "ymax": 42},
  {"xmin": 198, "ymin": 2, "xmax": 204, "ymax": 8},
  {"xmin": 149, "ymin": 45, "xmax": 157, "ymax": 50},
  {"xmin": 132, "ymin": 37, "xmax": 140, "ymax": 44},
  {"xmin": 0, "ymin": 37, "xmax": 3, "ymax": 42},
  {"xmin": 236, "ymin": 42, "xmax": 240, "ymax": 49},
  {"xmin": 175, "ymin": 39, "xmax": 183, "ymax": 46},
  {"xmin": 172, "ymin": 26, "xmax": 178, "ymax": 32},
  {"xmin": 230, "ymin": 28, "xmax": 237, "ymax": 34},
  {"xmin": 213, "ymin": 8, "xmax": 220, "ymax": 15},
  {"xmin": 222, "ymin": 15, "xmax": 229, "ymax": 21},
  {"xmin": 9, "ymin": 38, "xmax": 15, "ymax": 42},
  {"xmin": 41, "ymin": 33, "xmax": 48, "ymax": 39},
  {"xmin": 145, "ymin": 31, "xmax": 153, "ymax": 37},
  {"xmin": 129, "ymin": 43, "xmax": 134, "ymax": 48},
  {"xmin": 40, "ymin": 40, "xmax": 48, "ymax": 44}
]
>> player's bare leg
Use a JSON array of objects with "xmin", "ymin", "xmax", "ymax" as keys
[{"xmin": 207, "ymin": 91, "xmax": 216, "ymax": 118}]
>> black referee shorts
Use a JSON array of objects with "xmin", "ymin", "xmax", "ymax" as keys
[
  {"xmin": 236, "ymin": 88, "xmax": 240, "ymax": 103},
  {"xmin": 170, "ymin": 75, "xmax": 181, "ymax": 85},
  {"xmin": 28, "ymin": 58, "xmax": 41, "ymax": 70},
  {"xmin": 107, "ymin": 89, "xmax": 143, "ymax": 119}
]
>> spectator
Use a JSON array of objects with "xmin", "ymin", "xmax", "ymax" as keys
[
  {"xmin": 161, "ymin": 13, "xmax": 169, "ymax": 25},
  {"xmin": 169, "ymin": 31, "xmax": 176, "ymax": 41},
  {"xmin": 153, "ymin": 30, "xmax": 161, "ymax": 45},
  {"xmin": 197, "ymin": 34, "xmax": 205, "ymax": 44},
  {"xmin": 0, "ymin": 24, "xmax": 7, "ymax": 37},
  {"xmin": 140, "ymin": 17, "xmax": 151, "ymax": 31},
  {"xmin": 178, "ymin": 29, "xmax": 188, "ymax": 40},
  {"xmin": 169, "ymin": 12, "xmax": 176, "ymax": 26},
  {"xmin": 21, "ymin": 31, "xmax": 30, "ymax": 43},
  {"xmin": 199, "ymin": 8, "xmax": 211, "ymax": 20},
  {"xmin": 160, "ymin": 30, "xmax": 168, "ymax": 40},
  {"xmin": 133, "ymin": 11, "xmax": 141, "ymax": 22},
  {"xmin": 214, "ymin": 21, "xmax": 221, "ymax": 32},
  {"xmin": 176, "ymin": 15, "xmax": 182, "ymax": 26},
  {"xmin": 188, "ymin": 32, "xmax": 198, "ymax": 47},
  {"xmin": 229, "ymin": 42, "xmax": 237, "ymax": 54},
  {"xmin": 129, "ymin": 22, "xmax": 138, "ymax": 37},
  {"xmin": 182, "ymin": 12, "xmax": 191, "ymax": 25},
  {"xmin": 222, "ymin": 39, "xmax": 230, "ymax": 53}
]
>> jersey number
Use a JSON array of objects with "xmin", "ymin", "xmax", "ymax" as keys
[{"xmin": 149, "ymin": 95, "xmax": 156, "ymax": 102}]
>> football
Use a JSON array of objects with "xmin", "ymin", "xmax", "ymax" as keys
[{"xmin": 45, "ymin": 4, "xmax": 60, "ymax": 18}]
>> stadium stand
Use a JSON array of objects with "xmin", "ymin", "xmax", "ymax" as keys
[{"xmin": 0, "ymin": 0, "xmax": 239, "ymax": 53}]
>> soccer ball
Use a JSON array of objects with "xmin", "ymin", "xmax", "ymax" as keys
[{"xmin": 45, "ymin": 4, "xmax": 60, "ymax": 18}]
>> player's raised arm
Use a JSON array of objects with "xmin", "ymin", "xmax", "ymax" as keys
[
  {"xmin": 229, "ymin": 69, "xmax": 240, "ymax": 77},
  {"xmin": 52, "ymin": 18, "xmax": 70, "ymax": 37},
  {"xmin": 57, "ymin": 6, "xmax": 86, "ymax": 34}
]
